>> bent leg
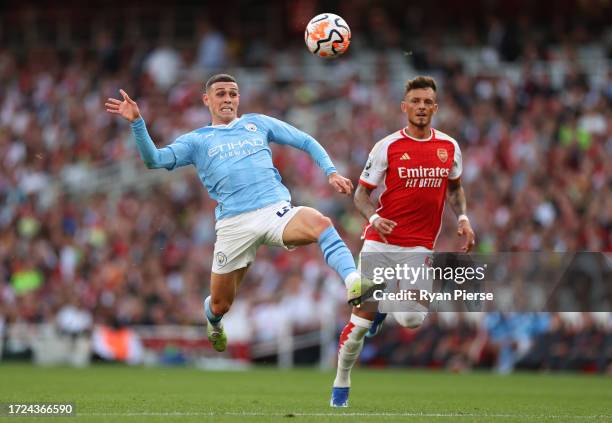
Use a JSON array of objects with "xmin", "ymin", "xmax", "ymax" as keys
[
  {"xmin": 205, "ymin": 267, "xmax": 249, "ymax": 353},
  {"xmin": 283, "ymin": 207, "xmax": 358, "ymax": 282},
  {"xmin": 206, "ymin": 266, "xmax": 249, "ymax": 324},
  {"xmin": 282, "ymin": 206, "xmax": 333, "ymax": 246},
  {"xmin": 392, "ymin": 311, "xmax": 428, "ymax": 328},
  {"xmin": 391, "ymin": 300, "xmax": 428, "ymax": 329}
]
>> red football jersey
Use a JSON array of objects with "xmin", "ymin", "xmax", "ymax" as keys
[{"xmin": 359, "ymin": 128, "xmax": 462, "ymax": 249}]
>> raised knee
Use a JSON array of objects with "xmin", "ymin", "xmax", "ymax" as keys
[
  {"xmin": 394, "ymin": 311, "xmax": 427, "ymax": 329},
  {"xmin": 211, "ymin": 299, "xmax": 231, "ymax": 316},
  {"xmin": 313, "ymin": 214, "xmax": 333, "ymax": 235}
]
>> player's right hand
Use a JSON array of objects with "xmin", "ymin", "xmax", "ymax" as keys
[
  {"xmin": 372, "ymin": 217, "xmax": 397, "ymax": 244},
  {"xmin": 105, "ymin": 89, "xmax": 141, "ymax": 122},
  {"xmin": 328, "ymin": 173, "xmax": 354, "ymax": 196}
]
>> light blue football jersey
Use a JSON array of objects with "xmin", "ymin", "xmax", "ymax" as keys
[{"xmin": 134, "ymin": 113, "xmax": 336, "ymax": 220}]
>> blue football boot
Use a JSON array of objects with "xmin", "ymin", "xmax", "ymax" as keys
[{"xmin": 330, "ymin": 387, "xmax": 350, "ymax": 407}]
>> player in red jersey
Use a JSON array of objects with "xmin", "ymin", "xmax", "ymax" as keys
[{"xmin": 330, "ymin": 76, "xmax": 475, "ymax": 407}]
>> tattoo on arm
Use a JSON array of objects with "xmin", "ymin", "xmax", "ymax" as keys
[
  {"xmin": 354, "ymin": 184, "xmax": 378, "ymax": 220},
  {"xmin": 447, "ymin": 179, "xmax": 467, "ymax": 217}
]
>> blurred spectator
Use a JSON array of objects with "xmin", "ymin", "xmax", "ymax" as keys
[
  {"xmin": 145, "ymin": 41, "xmax": 184, "ymax": 90},
  {"xmin": 196, "ymin": 21, "xmax": 227, "ymax": 72},
  {"xmin": 56, "ymin": 296, "xmax": 93, "ymax": 338}
]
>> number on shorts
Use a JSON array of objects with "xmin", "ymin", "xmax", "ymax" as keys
[{"xmin": 276, "ymin": 205, "xmax": 292, "ymax": 217}]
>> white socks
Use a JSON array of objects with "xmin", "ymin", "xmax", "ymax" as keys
[
  {"xmin": 333, "ymin": 314, "xmax": 372, "ymax": 388},
  {"xmin": 343, "ymin": 271, "xmax": 360, "ymax": 288}
]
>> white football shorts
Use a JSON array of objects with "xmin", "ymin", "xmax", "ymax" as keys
[
  {"xmin": 359, "ymin": 240, "xmax": 433, "ymax": 313},
  {"xmin": 212, "ymin": 201, "xmax": 303, "ymax": 274}
]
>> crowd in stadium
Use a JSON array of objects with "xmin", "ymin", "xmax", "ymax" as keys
[
  {"xmin": 365, "ymin": 312, "xmax": 611, "ymax": 373},
  {"xmin": 0, "ymin": 1, "xmax": 610, "ymax": 372}
]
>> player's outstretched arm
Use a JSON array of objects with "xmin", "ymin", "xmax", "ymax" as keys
[
  {"xmin": 104, "ymin": 90, "xmax": 176, "ymax": 170},
  {"xmin": 447, "ymin": 178, "xmax": 475, "ymax": 252},
  {"xmin": 354, "ymin": 184, "xmax": 397, "ymax": 244},
  {"xmin": 265, "ymin": 116, "xmax": 352, "ymax": 194}
]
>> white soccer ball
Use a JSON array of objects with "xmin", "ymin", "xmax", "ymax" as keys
[{"xmin": 304, "ymin": 13, "xmax": 351, "ymax": 58}]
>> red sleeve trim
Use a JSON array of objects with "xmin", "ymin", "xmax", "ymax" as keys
[{"xmin": 359, "ymin": 179, "xmax": 377, "ymax": 189}]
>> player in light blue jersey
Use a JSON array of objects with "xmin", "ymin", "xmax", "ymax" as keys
[{"xmin": 105, "ymin": 74, "xmax": 376, "ymax": 352}]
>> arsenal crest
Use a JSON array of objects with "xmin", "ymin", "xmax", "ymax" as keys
[{"xmin": 437, "ymin": 148, "xmax": 448, "ymax": 163}]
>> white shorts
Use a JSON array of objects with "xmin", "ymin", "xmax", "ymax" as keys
[
  {"xmin": 212, "ymin": 201, "xmax": 303, "ymax": 274},
  {"xmin": 359, "ymin": 240, "xmax": 433, "ymax": 312}
]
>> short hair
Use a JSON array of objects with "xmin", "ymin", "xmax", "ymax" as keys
[
  {"xmin": 405, "ymin": 76, "xmax": 437, "ymax": 95},
  {"xmin": 205, "ymin": 73, "xmax": 237, "ymax": 91}
]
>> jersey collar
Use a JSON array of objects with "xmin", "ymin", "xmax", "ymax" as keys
[
  {"xmin": 210, "ymin": 116, "xmax": 242, "ymax": 129},
  {"xmin": 401, "ymin": 127, "xmax": 434, "ymax": 141}
]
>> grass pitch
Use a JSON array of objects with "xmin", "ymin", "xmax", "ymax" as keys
[{"xmin": 0, "ymin": 364, "xmax": 610, "ymax": 422}]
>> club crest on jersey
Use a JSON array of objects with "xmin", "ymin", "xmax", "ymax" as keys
[
  {"xmin": 437, "ymin": 148, "xmax": 448, "ymax": 163},
  {"xmin": 245, "ymin": 123, "xmax": 258, "ymax": 132}
]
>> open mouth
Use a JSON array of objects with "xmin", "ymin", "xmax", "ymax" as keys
[{"xmin": 220, "ymin": 107, "xmax": 233, "ymax": 112}]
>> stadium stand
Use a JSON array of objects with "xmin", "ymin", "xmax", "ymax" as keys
[{"xmin": 0, "ymin": 1, "xmax": 610, "ymax": 372}]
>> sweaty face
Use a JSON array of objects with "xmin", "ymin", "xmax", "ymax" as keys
[
  {"xmin": 401, "ymin": 88, "xmax": 438, "ymax": 129},
  {"xmin": 203, "ymin": 82, "xmax": 240, "ymax": 125}
]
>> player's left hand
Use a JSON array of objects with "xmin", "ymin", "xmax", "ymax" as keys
[
  {"xmin": 328, "ymin": 173, "xmax": 354, "ymax": 196},
  {"xmin": 458, "ymin": 219, "xmax": 475, "ymax": 253}
]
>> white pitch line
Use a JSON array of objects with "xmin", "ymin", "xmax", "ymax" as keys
[{"xmin": 79, "ymin": 411, "xmax": 610, "ymax": 419}]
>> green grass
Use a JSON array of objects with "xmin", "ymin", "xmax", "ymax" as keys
[{"xmin": 0, "ymin": 364, "xmax": 610, "ymax": 422}]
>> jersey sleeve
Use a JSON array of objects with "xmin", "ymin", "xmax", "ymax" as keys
[
  {"xmin": 260, "ymin": 115, "xmax": 336, "ymax": 176},
  {"xmin": 166, "ymin": 133, "xmax": 196, "ymax": 170},
  {"xmin": 449, "ymin": 142, "xmax": 462, "ymax": 180},
  {"xmin": 359, "ymin": 142, "xmax": 388, "ymax": 189},
  {"xmin": 130, "ymin": 117, "xmax": 178, "ymax": 170}
]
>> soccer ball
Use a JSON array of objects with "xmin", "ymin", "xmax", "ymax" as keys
[{"xmin": 304, "ymin": 13, "xmax": 351, "ymax": 58}]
